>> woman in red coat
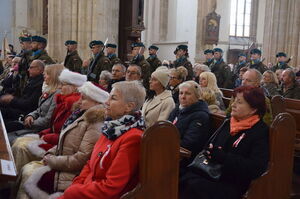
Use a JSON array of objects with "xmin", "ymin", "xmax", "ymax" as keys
[{"xmin": 58, "ymin": 80, "xmax": 146, "ymax": 199}]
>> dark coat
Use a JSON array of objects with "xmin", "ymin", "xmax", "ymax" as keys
[
  {"xmin": 271, "ymin": 62, "xmax": 290, "ymax": 72},
  {"xmin": 247, "ymin": 61, "xmax": 267, "ymax": 74},
  {"xmin": 279, "ymin": 82, "xmax": 300, "ymax": 100},
  {"xmin": 108, "ymin": 54, "xmax": 122, "ymax": 67},
  {"xmin": 210, "ymin": 59, "xmax": 233, "ymax": 88},
  {"xmin": 87, "ymin": 52, "xmax": 111, "ymax": 83},
  {"xmin": 180, "ymin": 119, "xmax": 269, "ymax": 199},
  {"xmin": 64, "ymin": 50, "xmax": 83, "ymax": 73},
  {"xmin": 173, "ymin": 56, "xmax": 193, "ymax": 80},
  {"xmin": 146, "ymin": 55, "xmax": 162, "ymax": 74}
]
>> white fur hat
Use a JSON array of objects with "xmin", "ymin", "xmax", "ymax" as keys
[
  {"xmin": 78, "ymin": 81, "xmax": 109, "ymax": 104},
  {"xmin": 151, "ymin": 67, "xmax": 170, "ymax": 88},
  {"xmin": 59, "ymin": 69, "xmax": 87, "ymax": 87}
]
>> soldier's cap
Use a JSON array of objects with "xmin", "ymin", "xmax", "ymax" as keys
[
  {"xmin": 106, "ymin": 43, "xmax": 117, "ymax": 48},
  {"xmin": 65, "ymin": 40, "xmax": 77, "ymax": 46},
  {"xmin": 174, "ymin": 45, "xmax": 188, "ymax": 54},
  {"xmin": 212, "ymin": 48, "xmax": 223, "ymax": 54},
  {"xmin": 238, "ymin": 53, "xmax": 247, "ymax": 57},
  {"xmin": 19, "ymin": 36, "xmax": 31, "ymax": 43},
  {"xmin": 204, "ymin": 49, "xmax": 213, "ymax": 54},
  {"xmin": 276, "ymin": 52, "xmax": 287, "ymax": 57},
  {"xmin": 89, "ymin": 40, "xmax": 104, "ymax": 48},
  {"xmin": 131, "ymin": 42, "xmax": 145, "ymax": 49},
  {"xmin": 31, "ymin": 36, "xmax": 47, "ymax": 44},
  {"xmin": 250, "ymin": 48, "xmax": 261, "ymax": 55},
  {"xmin": 148, "ymin": 45, "xmax": 159, "ymax": 51}
]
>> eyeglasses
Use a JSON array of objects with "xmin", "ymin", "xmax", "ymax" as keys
[
  {"xmin": 126, "ymin": 70, "xmax": 139, "ymax": 75},
  {"xmin": 112, "ymin": 69, "xmax": 122, "ymax": 73}
]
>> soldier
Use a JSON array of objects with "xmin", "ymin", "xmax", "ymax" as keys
[
  {"xmin": 233, "ymin": 53, "xmax": 247, "ymax": 81},
  {"xmin": 146, "ymin": 45, "xmax": 162, "ymax": 74},
  {"xmin": 64, "ymin": 40, "xmax": 83, "ymax": 73},
  {"xmin": 203, "ymin": 49, "xmax": 214, "ymax": 67},
  {"xmin": 209, "ymin": 48, "xmax": 233, "ymax": 88},
  {"xmin": 271, "ymin": 52, "xmax": 290, "ymax": 72},
  {"xmin": 247, "ymin": 48, "xmax": 267, "ymax": 74},
  {"xmin": 130, "ymin": 42, "xmax": 151, "ymax": 90},
  {"xmin": 87, "ymin": 40, "xmax": 111, "ymax": 83},
  {"xmin": 105, "ymin": 43, "xmax": 122, "ymax": 66},
  {"xmin": 30, "ymin": 36, "xmax": 55, "ymax": 65},
  {"xmin": 173, "ymin": 45, "xmax": 193, "ymax": 80}
]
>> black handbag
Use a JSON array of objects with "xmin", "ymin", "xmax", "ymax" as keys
[{"xmin": 188, "ymin": 119, "xmax": 229, "ymax": 181}]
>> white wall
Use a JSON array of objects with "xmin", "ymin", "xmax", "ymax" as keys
[{"xmin": 0, "ymin": 0, "xmax": 13, "ymax": 47}]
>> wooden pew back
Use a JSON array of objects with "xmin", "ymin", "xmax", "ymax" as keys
[
  {"xmin": 121, "ymin": 121, "xmax": 180, "ymax": 199},
  {"xmin": 244, "ymin": 113, "xmax": 296, "ymax": 199},
  {"xmin": 220, "ymin": 88, "xmax": 234, "ymax": 98}
]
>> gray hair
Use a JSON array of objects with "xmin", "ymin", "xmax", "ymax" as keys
[
  {"xmin": 178, "ymin": 80, "xmax": 202, "ymax": 100},
  {"xmin": 284, "ymin": 68, "xmax": 296, "ymax": 81},
  {"xmin": 194, "ymin": 63, "xmax": 210, "ymax": 72},
  {"xmin": 99, "ymin": 70, "xmax": 112, "ymax": 82},
  {"xmin": 112, "ymin": 80, "xmax": 146, "ymax": 111},
  {"xmin": 128, "ymin": 64, "xmax": 142, "ymax": 76},
  {"xmin": 113, "ymin": 63, "xmax": 126, "ymax": 73},
  {"xmin": 33, "ymin": 59, "xmax": 45, "ymax": 70},
  {"xmin": 248, "ymin": 68, "xmax": 262, "ymax": 83}
]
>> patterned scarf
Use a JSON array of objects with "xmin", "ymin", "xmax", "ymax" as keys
[
  {"xmin": 62, "ymin": 109, "xmax": 85, "ymax": 130},
  {"xmin": 102, "ymin": 111, "xmax": 145, "ymax": 140}
]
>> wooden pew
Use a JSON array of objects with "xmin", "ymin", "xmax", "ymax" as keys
[
  {"xmin": 121, "ymin": 121, "xmax": 180, "ymax": 199},
  {"xmin": 0, "ymin": 111, "xmax": 17, "ymax": 183},
  {"xmin": 220, "ymin": 88, "xmax": 234, "ymax": 98},
  {"xmin": 244, "ymin": 113, "xmax": 296, "ymax": 199}
]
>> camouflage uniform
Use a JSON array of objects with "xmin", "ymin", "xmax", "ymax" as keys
[
  {"xmin": 146, "ymin": 55, "xmax": 162, "ymax": 74},
  {"xmin": 64, "ymin": 50, "xmax": 83, "ymax": 73},
  {"xmin": 87, "ymin": 52, "xmax": 111, "ymax": 83},
  {"xmin": 29, "ymin": 50, "xmax": 55, "ymax": 65},
  {"xmin": 203, "ymin": 59, "xmax": 214, "ymax": 68},
  {"xmin": 108, "ymin": 54, "xmax": 122, "ymax": 67},
  {"xmin": 173, "ymin": 56, "xmax": 193, "ymax": 80},
  {"xmin": 210, "ymin": 59, "xmax": 233, "ymax": 88},
  {"xmin": 271, "ymin": 62, "xmax": 290, "ymax": 72},
  {"xmin": 247, "ymin": 61, "xmax": 267, "ymax": 74},
  {"xmin": 131, "ymin": 55, "xmax": 151, "ymax": 90}
]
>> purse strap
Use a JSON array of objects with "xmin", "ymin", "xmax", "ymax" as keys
[{"xmin": 205, "ymin": 118, "xmax": 230, "ymax": 147}]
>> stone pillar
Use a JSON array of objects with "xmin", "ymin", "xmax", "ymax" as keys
[
  {"xmin": 262, "ymin": 0, "xmax": 300, "ymax": 67},
  {"xmin": 194, "ymin": 0, "xmax": 217, "ymax": 63},
  {"xmin": 48, "ymin": 0, "xmax": 119, "ymax": 63}
]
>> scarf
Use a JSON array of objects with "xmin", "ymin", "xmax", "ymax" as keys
[
  {"xmin": 62, "ymin": 109, "xmax": 85, "ymax": 130},
  {"xmin": 230, "ymin": 115, "xmax": 260, "ymax": 136},
  {"xmin": 102, "ymin": 111, "xmax": 145, "ymax": 140}
]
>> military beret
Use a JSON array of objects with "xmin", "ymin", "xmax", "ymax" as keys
[
  {"xmin": 31, "ymin": 36, "xmax": 47, "ymax": 44},
  {"xmin": 89, "ymin": 40, "xmax": 104, "ymax": 48},
  {"xmin": 131, "ymin": 42, "xmax": 145, "ymax": 49},
  {"xmin": 276, "ymin": 52, "xmax": 287, "ymax": 57},
  {"xmin": 106, "ymin": 43, "xmax": 117, "ymax": 48},
  {"xmin": 213, "ymin": 48, "xmax": 223, "ymax": 53},
  {"xmin": 19, "ymin": 36, "xmax": 31, "ymax": 42},
  {"xmin": 174, "ymin": 45, "xmax": 188, "ymax": 54},
  {"xmin": 65, "ymin": 40, "xmax": 77, "ymax": 45},
  {"xmin": 148, "ymin": 45, "xmax": 159, "ymax": 50},
  {"xmin": 238, "ymin": 53, "xmax": 247, "ymax": 57},
  {"xmin": 204, "ymin": 49, "xmax": 213, "ymax": 54},
  {"xmin": 250, "ymin": 48, "xmax": 261, "ymax": 55}
]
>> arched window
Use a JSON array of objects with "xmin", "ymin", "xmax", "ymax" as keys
[{"xmin": 230, "ymin": 0, "xmax": 252, "ymax": 37}]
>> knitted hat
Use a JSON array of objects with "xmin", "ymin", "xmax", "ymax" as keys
[
  {"xmin": 59, "ymin": 69, "xmax": 87, "ymax": 87},
  {"xmin": 78, "ymin": 82, "xmax": 109, "ymax": 103},
  {"xmin": 151, "ymin": 68, "xmax": 170, "ymax": 88}
]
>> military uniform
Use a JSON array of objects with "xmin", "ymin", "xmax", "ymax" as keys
[
  {"xmin": 64, "ymin": 50, "xmax": 83, "ymax": 73},
  {"xmin": 271, "ymin": 62, "xmax": 290, "ymax": 72},
  {"xmin": 87, "ymin": 52, "xmax": 111, "ymax": 83},
  {"xmin": 173, "ymin": 56, "xmax": 193, "ymax": 80},
  {"xmin": 147, "ymin": 55, "xmax": 162, "ymax": 74},
  {"xmin": 131, "ymin": 55, "xmax": 151, "ymax": 90},
  {"xmin": 29, "ymin": 50, "xmax": 55, "ymax": 65},
  {"xmin": 247, "ymin": 61, "xmax": 267, "ymax": 74},
  {"xmin": 204, "ymin": 59, "xmax": 214, "ymax": 68},
  {"xmin": 108, "ymin": 54, "xmax": 122, "ymax": 66},
  {"xmin": 210, "ymin": 59, "xmax": 233, "ymax": 88}
]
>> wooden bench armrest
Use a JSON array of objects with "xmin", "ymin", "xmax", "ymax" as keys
[{"xmin": 180, "ymin": 147, "xmax": 191, "ymax": 159}]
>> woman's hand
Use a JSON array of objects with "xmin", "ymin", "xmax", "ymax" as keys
[
  {"xmin": 24, "ymin": 116, "xmax": 34, "ymax": 127},
  {"xmin": 43, "ymin": 154, "xmax": 52, "ymax": 165},
  {"xmin": 206, "ymin": 144, "xmax": 227, "ymax": 163}
]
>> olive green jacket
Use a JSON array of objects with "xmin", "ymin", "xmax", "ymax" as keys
[{"xmin": 64, "ymin": 50, "xmax": 83, "ymax": 73}]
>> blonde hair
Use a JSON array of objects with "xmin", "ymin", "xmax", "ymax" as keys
[
  {"xmin": 200, "ymin": 87, "xmax": 217, "ymax": 105},
  {"xmin": 44, "ymin": 64, "xmax": 65, "ymax": 93},
  {"xmin": 170, "ymin": 66, "xmax": 188, "ymax": 81},
  {"xmin": 199, "ymin": 72, "xmax": 222, "ymax": 96},
  {"xmin": 178, "ymin": 80, "xmax": 202, "ymax": 100},
  {"xmin": 263, "ymin": 70, "xmax": 279, "ymax": 85}
]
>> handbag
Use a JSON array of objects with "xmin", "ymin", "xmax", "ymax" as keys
[{"xmin": 188, "ymin": 119, "xmax": 229, "ymax": 181}]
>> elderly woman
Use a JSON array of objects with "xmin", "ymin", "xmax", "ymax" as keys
[
  {"xmin": 12, "ymin": 69, "xmax": 86, "ymax": 172},
  {"xmin": 55, "ymin": 80, "xmax": 146, "ymax": 199},
  {"xmin": 261, "ymin": 70, "xmax": 279, "ymax": 97},
  {"xmin": 168, "ymin": 81, "xmax": 210, "ymax": 170},
  {"xmin": 16, "ymin": 82, "xmax": 109, "ymax": 199},
  {"xmin": 180, "ymin": 86, "xmax": 269, "ymax": 199},
  {"xmin": 168, "ymin": 66, "xmax": 188, "ymax": 104},
  {"xmin": 98, "ymin": 70, "xmax": 112, "ymax": 91},
  {"xmin": 7, "ymin": 64, "xmax": 64, "ymax": 137},
  {"xmin": 142, "ymin": 67, "xmax": 175, "ymax": 127},
  {"xmin": 199, "ymin": 72, "xmax": 225, "ymax": 110},
  {"xmin": 193, "ymin": 63, "xmax": 210, "ymax": 83}
]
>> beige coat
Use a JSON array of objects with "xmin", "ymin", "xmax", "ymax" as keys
[
  {"xmin": 23, "ymin": 105, "xmax": 105, "ymax": 199},
  {"xmin": 142, "ymin": 90, "xmax": 175, "ymax": 128}
]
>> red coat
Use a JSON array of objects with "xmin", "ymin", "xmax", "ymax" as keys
[
  {"xmin": 39, "ymin": 92, "xmax": 81, "ymax": 150},
  {"xmin": 58, "ymin": 128, "xmax": 143, "ymax": 199}
]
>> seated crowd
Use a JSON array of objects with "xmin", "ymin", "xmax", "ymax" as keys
[{"xmin": 0, "ymin": 35, "xmax": 299, "ymax": 199}]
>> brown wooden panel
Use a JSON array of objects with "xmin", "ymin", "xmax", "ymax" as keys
[{"xmin": 220, "ymin": 88, "xmax": 234, "ymax": 98}]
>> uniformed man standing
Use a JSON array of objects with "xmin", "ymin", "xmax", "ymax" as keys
[
  {"xmin": 64, "ymin": 40, "xmax": 82, "ymax": 73},
  {"xmin": 271, "ymin": 52, "xmax": 290, "ymax": 72},
  {"xmin": 146, "ymin": 45, "xmax": 162, "ymax": 74},
  {"xmin": 87, "ymin": 40, "xmax": 111, "ymax": 83},
  {"xmin": 203, "ymin": 49, "xmax": 214, "ymax": 67},
  {"xmin": 130, "ymin": 42, "xmax": 151, "ymax": 90},
  {"xmin": 105, "ymin": 43, "xmax": 122, "ymax": 66},
  {"xmin": 173, "ymin": 45, "xmax": 193, "ymax": 80},
  {"xmin": 29, "ymin": 36, "xmax": 55, "ymax": 65},
  {"xmin": 233, "ymin": 53, "xmax": 247, "ymax": 81},
  {"xmin": 247, "ymin": 48, "xmax": 267, "ymax": 74},
  {"xmin": 210, "ymin": 48, "xmax": 233, "ymax": 88}
]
